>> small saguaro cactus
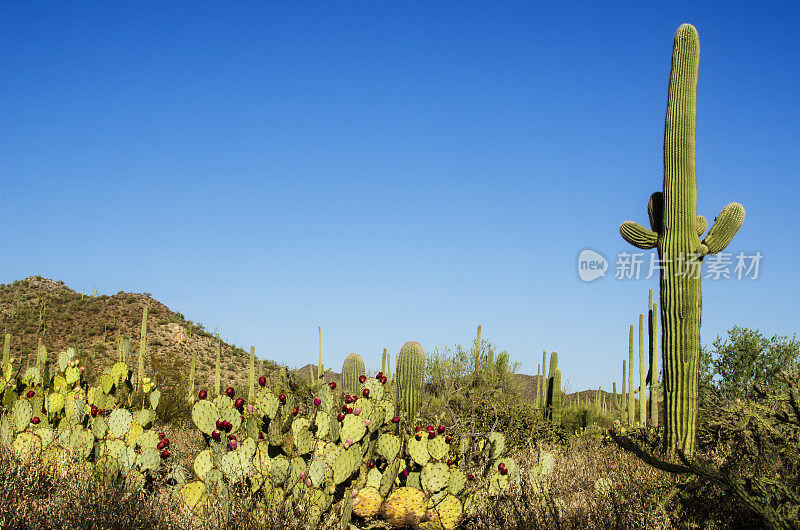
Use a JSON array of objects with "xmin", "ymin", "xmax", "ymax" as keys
[
  {"xmin": 248, "ymin": 346, "xmax": 256, "ymax": 403},
  {"xmin": 628, "ymin": 326, "xmax": 635, "ymax": 426},
  {"xmin": 136, "ymin": 306, "xmax": 148, "ymax": 394},
  {"xmin": 648, "ymin": 290, "xmax": 659, "ymax": 427},
  {"xmin": 545, "ymin": 351, "xmax": 562, "ymax": 425},
  {"xmin": 342, "ymin": 353, "xmax": 365, "ymax": 395},
  {"xmin": 540, "ymin": 350, "xmax": 547, "ymax": 415},
  {"xmin": 396, "ymin": 341, "xmax": 425, "ymax": 422},
  {"xmin": 214, "ymin": 332, "xmax": 221, "ymax": 397},
  {"xmin": 639, "ymin": 313, "xmax": 646, "ymax": 426},
  {"xmin": 619, "ymin": 24, "xmax": 744, "ymax": 454}
]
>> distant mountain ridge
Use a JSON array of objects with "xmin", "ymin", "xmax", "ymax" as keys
[{"xmin": 0, "ymin": 277, "xmax": 613, "ymax": 403}]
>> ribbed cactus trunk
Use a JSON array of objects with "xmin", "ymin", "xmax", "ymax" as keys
[
  {"xmin": 620, "ymin": 24, "xmax": 745, "ymax": 454},
  {"xmin": 627, "ymin": 326, "xmax": 635, "ymax": 426},
  {"xmin": 188, "ymin": 347, "xmax": 197, "ymax": 402},
  {"xmin": 639, "ymin": 313, "xmax": 646, "ymax": 426},
  {"xmin": 535, "ymin": 363, "xmax": 541, "ymax": 408},
  {"xmin": 342, "ymin": 353, "xmax": 365, "ymax": 395},
  {"xmin": 540, "ymin": 350, "xmax": 547, "ymax": 415},
  {"xmin": 474, "ymin": 325, "xmax": 481, "ymax": 377},
  {"xmin": 248, "ymin": 346, "xmax": 256, "ymax": 403},
  {"xmin": 649, "ymin": 290, "xmax": 659, "ymax": 427},
  {"xmin": 137, "ymin": 306, "xmax": 148, "ymax": 394},
  {"xmin": 620, "ymin": 361, "xmax": 627, "ymax": 413},
  {"xmin": 546, "ymin": 352, "xmax": 561, "ymax": 425},
  {"xmin": 396, "ymin": 341, "xmax": 425, "ymax": 422}
]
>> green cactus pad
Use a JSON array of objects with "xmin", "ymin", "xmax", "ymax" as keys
[
  {"xmin": 376, "ymin": 399, "xmax": 395, "ymax": 424},
  {"xmin": 256, "ymin": 389, "xmax": 279, "ymax": 418},
  {"xmin": 213, "ymin": 395, "xmax": 233, "ymax": 410},
  {"xmin": 100, "ymin": 373, "xmax": 115, "ymax": 394},
  {"xmin": 408, "ymin": 434, "xmax": 430, "ymax": 465},
  {"xmin": 35, "ymin": 427, "xmax": 53, "ymax": 448},
  {"xmin": 194, "ymin": 450, "xmax": 213, "ymax": 481},
  {"xmin": 12, "ymin": 399, "xmax": 32, "ymax": 433},
  {"xmin": 308, "ymin": 457, "xmax": 327, "ymax": 488},
  {"xmin": 91, "ymin": 416, "xmax": 108, "ymax": 440},
  {"xmin": 447, "ymin": 468, "xmax": 467, "ymax": 495},
  {"xmin": 363, "ymin": 378, "xmax": 384, "ymax": 400},
  {"xmin": 13, "ymin": 432, "xmax": 42, "ymax": 463},
  {"xmin": 65, "ymin": 366, "xmax": 80, "ymax": 387},
  {"xmin": 57, "ymin": 350, "xmax": 73, "ymax": 372},
  {"xmin": 253, "ymin": 442, "xmax": 271, "ymax": 477},
  {"xmin": 407, "ymin": 470, "xmax": 422, "ymax": 490},
  {"xmin": 367, "ymin": 407, "xmax": 384, "ymax": 433},
  {"xmin": 294, "ymin": 426, "xmax": 314, "ymax": 455},
  {"xmin": 23, "ymin": 367, "xmax": 41, "ymax": 386},
  {"xmin": 340, "ymin": 414, "xmax": 366, "ymax": 444},
  {"xmin": 221, "ymin": 451, "xmax": 250, "ymax": 483},
  {"xmin": 354, "ymin": 397, "xmax": 373, "ymax": 418},
  {"xmin": 377, "ymin": 433, "xmax": 401, "ymax": 462},
  {"xmin": 111, "ymin": 362, "xmax": 129, "ymax": 385},
  {"xmin": 366, "ymin": 468, "xmax": 382, "ymax": 490},
  {"xmin": 270, "ymin": 454, "xmax": 290, "ymax": 484},
  {"xmin": 289, "ymin": 456, "xmax": 308, "ymax": 487},
  {"xmin": 137, "ymin": 449, "xmax": 161, "ymax": 472},
  {"xmin": 219, "ymin": 406, "xmax": 242, "ymax": 434},
  {"xmin": 291, "ymin": 417, "xmax": 310, "ymax": 433},
  {"xmin": 427, "ymin": 434, "xmax": 449, "ymax": 461},
  {"xmin": 133, "ymin": 409, "xmax": 154, "ymax": 428},
  {"xmin": 333, "ymin": 447, "xmax": 358, "ymax": 484},
  {"xmin": 95, "ymin": 456, "xmax": 120, "ymax": 485},
  {"xmin": 181, "ymin": 480, "xmax": 208, "ymax": 514},
  {"xmin": 104, "ymin": 439, "xmax": 126, "ymax": 460},
  {"xmin": 137, "ymin": 430, "xmax": 160, "ymax": 451},
  {"xmin": 191, "ymin": 400, "xmax": 219, "ymax": 435},
  {"xmin": 539, "ymin": 451, "xmax": 555, "ymax": 476},
  {"xmin": 329, "ymin": 409, "xmax": 340, "ymax": 442},
  {"xmin": 487, "ymin": 472, "xmax": 509, "ymax": 496},
  {"xmin": 487, "ymin": 432, "xmax": 505, "ymax": 458},
  {"xmin": 47, "ymin": 393, "xmax": 64, "ymax": 414},
  {"xmin": 594, "ymin": 477, "xmax": 612, "ymax": 496},
  {"xmin": 108, "ymin": 409, "xmax": 133, "ymax": 438},
  {"xmin": 149, "ymin": 389, "xmax": 161, "ymax": 410},
  {"xmin": 1, "ymin": 418, "xmax": 14, "ymax": 447},
  {"xmin": 380, "ymin": 458, "xmax": 401, "ymax": 497},
  {"xmin": 314, "ymin": 411, "xmax": 330, "ymax": 439},
  {"xmin": 421, "ymin": 462, "xmax": 450, "ymax": 494}
]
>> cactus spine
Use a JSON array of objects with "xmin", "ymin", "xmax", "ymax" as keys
[
  {"xmin": 136, "ymin": 306, "xmax": 148, "ymax": 394},
  {"xmin": 649, "ymin": 290, "xmax": 659, "ymax": 427},
  {"xmin": 342, "ymin": 353, "xmax": 365, "ymax": 395},
  {"xmin": 396, "ymin": 341, "xmax": 425, "ymax": 422},
  {"xmin": 619, "ymin": 24, "xmax": 744, "ymax": 454}
]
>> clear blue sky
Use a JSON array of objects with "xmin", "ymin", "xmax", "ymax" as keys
[{"xmin": 1, "ymin": 2, "xmax": 798, "ymax": 391}]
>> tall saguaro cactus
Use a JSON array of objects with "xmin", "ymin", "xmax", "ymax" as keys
[
  {"xmin": 619, "ymin": 24, "xmax": 745, "ymax": 454},
  {"xmin": 545, "ymin": 351, "xmax": 562, "ymax": 426},
  {"xmin": 639, "ymin": 313, "xmax": 646, "ymax": 426},
  {"xmin": 397, "ymin": 341, "xmax": 425, "ymax": 422}
]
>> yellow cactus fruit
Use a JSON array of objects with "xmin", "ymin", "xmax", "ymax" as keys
[
  {"xmin": 353, "ymin": 486, "xmax": 383, "ymax": 518},
  {"xmin": 423, "ymin": 494, "xmax": 464, "ymax": 530},
  {"xmin": 382, "ymin": 487, "xmax": 427, "ymax": 527}
]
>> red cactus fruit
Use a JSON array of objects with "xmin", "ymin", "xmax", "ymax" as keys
[
  {"xmin": 158, "ymin": 432, "xmax": 165, "ymax": 440},
  {"xmin": 198, "ymin": 389, "xmax": 207, "ymax": 400},
  {"xmin": 380, "ymin": 376, "xmax": 388, "ymax": 384},
  {"xmin": 314, "ymin": 398, "xmax": 321, "ymax": 406},
  {"xmin": 211, "ymin": 430, "xmax": 221, "ymax": 440},
  {"xmin": 362, "ymin": 388, "xmax": 370, "ymax": 398},
  {"xmin": 467, "ymin": 474, "xmax": 475, "ymax": 481},
  {"xmin": 437, "ymin": 425, "xmax": 445, "ymax": 434},
  {"xmin": 234, "ymin": 397, "xmax": 245, "ymax": 409},
  {"xmin": 216, "ymin": 419, "xmax": 225, "ymax": 430},
  {"xmin": 445, "ymin": 435, "xmax": 452, "ymax": 444},
  {"xmin": 259, "ymin": 376, "xmax": 267, "ymax": 387},
  {"xmin": 329, "ymin": 381, "xmax": 336, "ymax": 390},
  {"xmin": 226, "ymin": 387, "xmax": 235, "ymax": 398},
  {"xmin": 401, "ymin": 469, "xmax": 409, "ymax": 478},
  {"xmin": 31, "ymin": 417, "xmax": 40, "ymax": 425},
  {"xmin": 447, "ymin": 459, "xmax": 453, "ymax": 466},
  {"xmin": 228, "ymin": 440, "xmax": 237, "ymax": 450},
  {"xmin": 161, "ymin": 450, "xmax": 170, "ymax": 459},
  {"xmin": 368, "ymin": 459, "xmax": 375, "ymax": 469},
  {"xmin": 415, "ymin": 426, "xmax": 422, "ymax": 433},
  {"xmin": 376, "ymin": 371, "xmax": 383, "ymax": 379},
  {"xmin": 26, "ymin": 390, "xmax": 34, "ymax": 399},
  {"xmin": 279, "ymin": 394, "xmax": 287, "ymax": 403},
  {"xmin": 359, "ymin": 375, "xmax": 367, "ymax": 384},
  {"xmin": 292, "ymin": 406, "xmax": 299, "ymax": 416},
  {"xmin": 337, "ymin": 413, "xmax": 345, "ymax": 421}
]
